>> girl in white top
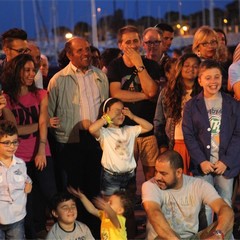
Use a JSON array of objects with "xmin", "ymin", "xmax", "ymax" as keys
[{"xmin": 89, "ymin": 98, "xmax": 153, "ymax": 197}]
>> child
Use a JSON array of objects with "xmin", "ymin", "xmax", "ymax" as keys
[
  {"xmin": 68, "ymin": 187, "xmax": 132, "ymax": 240},
  {"xmin": 0, "ymin": 120, "xmax": 32, "ymax": 239},
  {"xmin": 182, "ymin": 59, "xmax": 240, "ymax": 227},
  {"xmin": 89, "ymin": 97, "xmax": 153, "ymax": 198},
  {"xmin": 46, "ymin": 191, "xmax": 94, "ymax": 240}
]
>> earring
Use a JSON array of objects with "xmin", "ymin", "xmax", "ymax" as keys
[{"xmin": 197, "ymin": 50, "xmax": 201, "ymax": 57}]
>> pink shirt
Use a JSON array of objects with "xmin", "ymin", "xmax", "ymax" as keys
[{"xmin": 5, "ymin": 89, "xmax": 51, "ymax": 162}]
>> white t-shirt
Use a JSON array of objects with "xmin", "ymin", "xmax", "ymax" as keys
[
  {"xmin": 142, "ymin": 175, "xmax": 221, "ymax": 239},
  {"xmin": 98, "ymin": 125, "xmax": 141, "ymax": 172},
  {"xmin": 46, "ymin": 221, "xmax": 94, "ymax": 240}
]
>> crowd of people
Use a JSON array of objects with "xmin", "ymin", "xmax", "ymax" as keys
[{"xmin": 0, "ymin": 22, "xmax": 239, "ymax": 240}]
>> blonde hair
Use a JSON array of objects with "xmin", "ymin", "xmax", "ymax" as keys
[{"xmin": 192, "ymin": 26, "xmax": 219, "ymax": 60}]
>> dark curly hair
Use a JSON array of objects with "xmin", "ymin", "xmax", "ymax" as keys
[
  {"xmin": 163, "ymin": 53, "xmax": 201, "ymax": 123},
  {"xmin": 113, "ymin": 190, "xmax": 134, "ymax": 218},
  {"xmin": 2, "ymin": 54, "xmax": 38, "ymax": 104}
]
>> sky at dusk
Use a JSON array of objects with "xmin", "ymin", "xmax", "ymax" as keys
[{"xmin": 0, "ymin": 0, "xmax": 234, "ymax": 38}]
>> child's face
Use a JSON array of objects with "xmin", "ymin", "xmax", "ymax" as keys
[
  {"xmin": 109, "ymin": 102, "xmax": 125, "ymax": 126},
  {"xmin": 0, "ymin": 134, "xmax": 18, "ymax": 159},
  {"xmin": 181, "ymin": 57, "xmax": 199, "ymax": 82},
  {"xmin": 198, "ymin": 67, "xmax": 222, "ymax": 98},
  {"xmin": 53, "ymin": 199, "xmax": 77, "ymax": 225},
  {"xmin": 108, "ymin": 195, "xmax": 124, "ymax": 215}
]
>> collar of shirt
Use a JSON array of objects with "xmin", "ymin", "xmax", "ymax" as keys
[{"xmin": 70, "ymin": 62, "xmax": 93, "ymax": 74}]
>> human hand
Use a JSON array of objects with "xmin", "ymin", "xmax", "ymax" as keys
[
  {"xmin": 67, "ymin": 186, "xmax": 85, "ymax": 200},
  {"xmin": 124, "ymin": 46, "xmax": 143, "ymax": 67},
  {"xmin": 0, "ymin": 94, "xmax": 6, "ymax": 110},
  {"xmin": 93, "ymin": 197, "xmax": 110, "ymax": 211},
  {"xmin": 213, "ymin": 161, "xmax": 227, "ymax": 175},
  {"xmin": 122, "ymin": 107, "xmax": 134, "ymax": 120},
  {"xmin": 49, "ymin": 117, "xmax": 60, "ymax": 128},
  {"xmin": 34, "ymin": 154, "xmax": 47, "ymax": 171},
  {"xmin": 200, "ymin": 161, "xmax": 215, "ymax": 175},
  {"xmin": 24, "ymin": 182, "xmax": 32, "ymax": 194},
  {"xmin": 107, "ymin": 108, "xmax": 122, "ymax": 120}
]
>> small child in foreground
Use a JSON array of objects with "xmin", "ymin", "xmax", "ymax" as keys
[
  {"xmin": 0, "ymin": 120, "xmax": 32, "ymax": 239},
  {"xmin": 46, "ymin": 191, "xmax": 94, "ymax": 240},
  {"xmin": 68, "ymin": 186, "xmax": 133, "ymax": 240}
]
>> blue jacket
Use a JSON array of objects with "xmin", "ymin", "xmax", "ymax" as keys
[{"xmin": 182, "ymin": 91, "xmax": 240, "ymax": 178}]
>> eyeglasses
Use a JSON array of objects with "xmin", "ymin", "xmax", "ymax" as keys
[
  {"xmin": 144, "ymin": 40, "xmax": 161, "ymax": 47},
  {"xmin": 8, "ymin": 47, "xmax": 31, "ymax": 54},
  {"xmin": 200, "ymin": 40, "xmax": 218, "ymax": 47},
  {"xmin": 0, "ymin": 140, "xmax": 20, "ymax": 147}
]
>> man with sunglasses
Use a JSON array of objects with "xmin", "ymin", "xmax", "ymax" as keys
[{"xmin": 0, "ymin": 28, "xmax": 30, "ymax": 78}]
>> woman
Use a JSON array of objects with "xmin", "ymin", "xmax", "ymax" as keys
[
  {"xmin": 1, "ymin": 54, "xmax": 57, "ymax": 239},
  {"xmin": 192, "ymin": 26, "xmax": 229, "ymax": 92},
  {"xmin": 154, "ymin": 53, "xmax": 201, "ymax": 175}
]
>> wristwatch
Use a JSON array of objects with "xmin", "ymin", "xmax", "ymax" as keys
[
  {"xmin": 213, "ymin": 230, "xmax": 224, "ymax": 239},
  {"xmin": 136, "ymin": 65, "xmax": 145, "ymax": 72}
]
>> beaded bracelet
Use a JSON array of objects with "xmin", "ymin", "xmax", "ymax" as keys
[{"xmin": 102, "ymin": 114, "xmax": 113, "ymax": 125}]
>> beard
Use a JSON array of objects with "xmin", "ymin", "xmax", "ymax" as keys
[{"xmin": 156, "ymin": 175, "xmax": 178, "ymax": 190}]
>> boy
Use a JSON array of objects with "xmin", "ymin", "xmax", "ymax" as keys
[
  {"xmin": 46, "ymin": 192, "xmax": 94, "ymax": 240},
  {"xmin": 0, "ymin": 120, "xmax": 32, "ymax": 239},
  {"xmin": 183, "ymin": 59, "xmax": 240, "ymax": 227},
  {"xmin": 68, "ymin": 187, "xmax": 133, "ymax": 240}
]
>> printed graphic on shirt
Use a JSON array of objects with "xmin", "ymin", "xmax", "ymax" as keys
[
  {"xmin": 121, "ymin": 75, "xmax": 141, "ymax": 92},
  {"xmin": 207, "ymin": 107, "xmax": 222, "ymax": 149},
  {"xmin": 115, "ymin": 139, "xmax": 129, "ymax": 160}
]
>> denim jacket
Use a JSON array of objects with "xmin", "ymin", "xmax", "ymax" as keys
[{"xmin": 154, "ymin": 88, "xmax": 175, "ymax": 150}]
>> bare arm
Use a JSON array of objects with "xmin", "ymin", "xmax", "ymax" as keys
[
  {"xmin": 232, "ymin": 82, "xmax": 240, "ymax": 100},
  {"xmin": 34, "ymin": 95, "xmax": 49, "ymax": 171},
  {"xmin": 94, "ymin": 197, "xmax": 121, "ymax": 229},
  {"xmin": 208, "ymin": 198, "xmax": 234, "ymax": 235},
  {"xmin": 110, "ymin": 82, "xmax": 148, "ymax": 102},
  {"xmin": 143, "ymin": 201, "xmax": 180, "ymax": 240},
  {"xmin": 3, "ymin": 108, "xmax": 38, "ymax": 135},
  {"xmin": 67, "ymin": 187, "xmax": 99, "ymax": 217},
  {"xmin": 89, "ymin": 118, "xmax": 106, "ymax": 139},
  {"xmin": 123, "ymin": 47, "xmax": 158, "ymax": 98},
  {"xmin": 122, "ymin": 107, "xmax": 153, "ymax": 134}
]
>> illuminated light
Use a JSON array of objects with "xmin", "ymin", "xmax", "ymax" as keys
[
  {"xmin": 223, "ymin": 18, "xmax": 228, "ymax": 24},
  {"xmin": 176, "ymin": 24, "xmax": 181, "ymax": 29},
  {"xmin": 65, "ymin": 32, "xmax": 73, "ymax": 39},
  {"xmin": 97, "ymin": 7, "xmax": 101, "ymax": 13},
  {"xmin": 182, "ymin": 26, "xmax": 188, "ymax": 31}
]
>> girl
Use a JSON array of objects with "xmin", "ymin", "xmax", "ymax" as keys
[
  {"xmin": 89, "ymin": 97, "xmax": 153, "ymax": 198},
  {"xmin": 154, "ymin": 53, "xmax": 201, "ymax": 175}
]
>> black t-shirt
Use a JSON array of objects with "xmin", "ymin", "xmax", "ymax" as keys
[{"xmin": 107, "ymin": 56, "xmax": 161, "ymax": 136}]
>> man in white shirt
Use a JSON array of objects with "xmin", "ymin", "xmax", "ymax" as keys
[{"xmin": 142, "ymin": 150, "xmax": 234, "ymax": 240}]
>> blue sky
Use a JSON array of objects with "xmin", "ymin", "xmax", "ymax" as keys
[{"xmin": 0, "ymin": 0, "xmax": 233, "ymax": 38}]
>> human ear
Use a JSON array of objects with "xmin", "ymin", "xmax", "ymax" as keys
[
  {"xmin": 51, "ymin": 210, "xmax": 58, "ymax": 218},
  {"xmin": 176, "ymin": 168, "xmax": 183, "ymax": 178}
]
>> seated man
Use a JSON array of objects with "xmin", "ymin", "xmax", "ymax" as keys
[{"xmin": 142, "ymin": 150, "xmax": 234, "ymax": 240}]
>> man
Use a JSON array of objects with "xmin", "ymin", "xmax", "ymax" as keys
[
  {"xmin": 0, "ymin": 28, "xmax": 30, "ymax": 77},
  {"xmin": 155, "ymin": 23, "xmax": 174, "ymax": 56},
  {"xmin": 142, "ymin": 27, "xmax": 165, "ymax": 87},
  {"xmin": 27, "ymin": 41, "xmax": 43, "ymax": 88},
  {"xmin": 142, "ymin": 27, "xmax": 162, "ymax": 64},
  {"xmin": 108, "ymin": 25, "xmax": 160, "ymax": 181},
  {"xmin": 48, "ymin": 37, "xmax": 108, "ymax": 238},
  {"xmin": 142, "ymin": 150, "xmax": 234, "ymax": 240}
]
